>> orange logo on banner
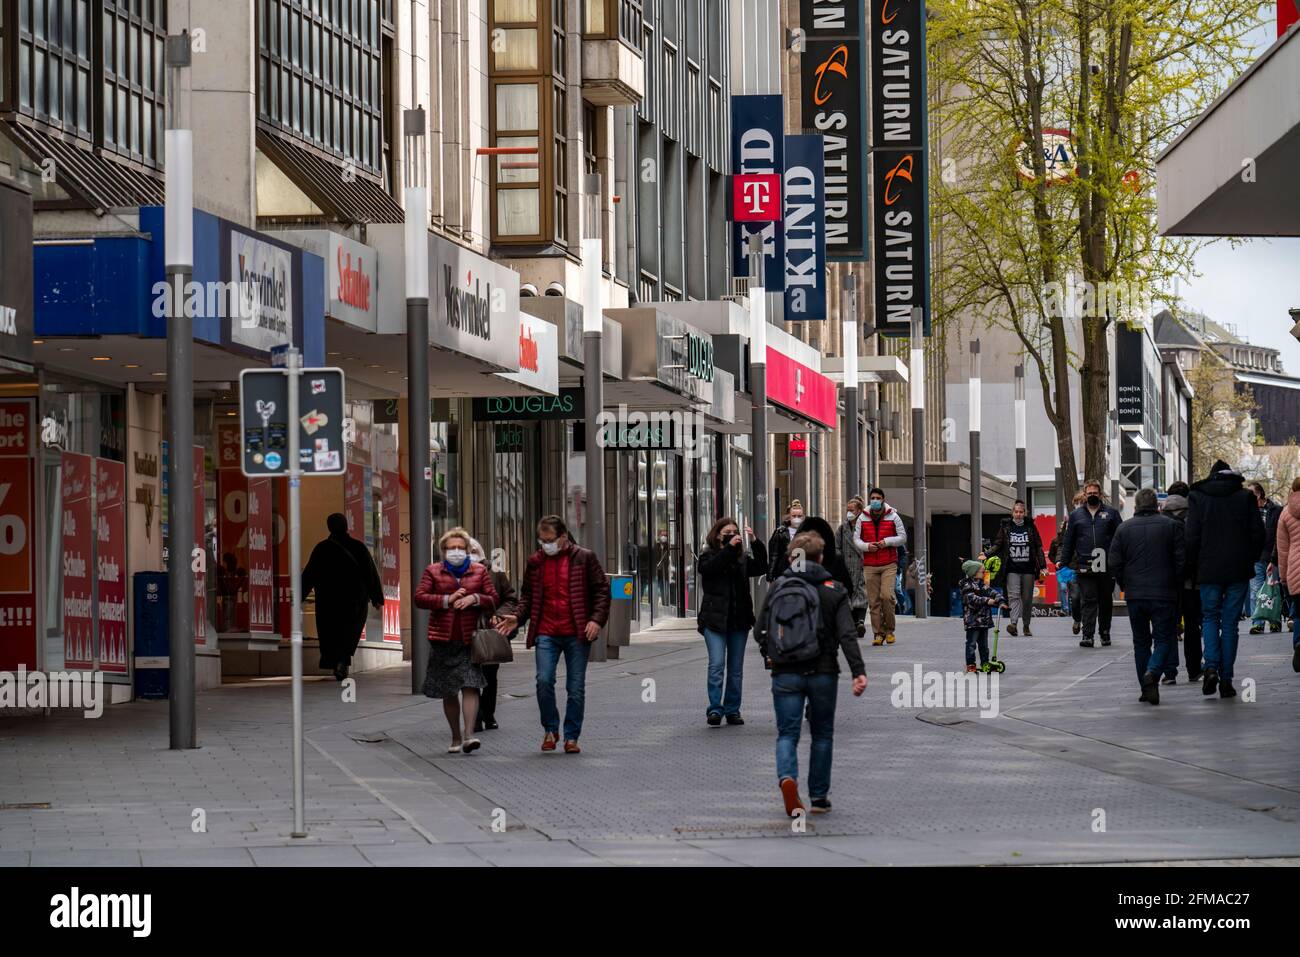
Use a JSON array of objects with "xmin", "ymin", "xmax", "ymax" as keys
[
  {"xmin": 882, "ymin": 154, "xmax": 914, "ymax": 206},
  {"xmin": 882, "ymin": 0, "xmax": 903, "ymax": 24},
  {"xmin": 812, "ymin": 44, "xmax": 849, "ymax": 106}
]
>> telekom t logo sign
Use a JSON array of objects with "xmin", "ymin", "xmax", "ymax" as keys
[{"xmin": 732, "ymin": 173, "xmax": 782, "ymax": 222}]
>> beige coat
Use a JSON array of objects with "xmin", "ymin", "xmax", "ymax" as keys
[{"xmin": 1274, "ymin": 491, "xmax": 1300, "ymax": 596}]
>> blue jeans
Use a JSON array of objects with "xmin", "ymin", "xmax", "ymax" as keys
[
  {"xmin": 535, "ymin": 634, "xmax": 591, "ymax": 741},
  {"xmin": 1200, "ymin": 581, "xmax": 1249, "ymax": 681},
  {"xmin": 1249, "ymin": 561, "xmax": 1268, "ymax": 625},
  {"xmin": 771, "ymin": 672, "xmax": 838, "ymax": 800},
  {"xmin": 1293, "ymin": 612, "xmax": 1300, "ymax": 650},
  {"xmin": 964, "ymin": 628, "xmax": 989, "ymax": 666},
  {"xmin": 702, "ymin": 628, "xmax": 748, "ymax": 717},
  {"xmin": 895, "ymin": 576, "xmax": 913, "ymax": 615},
  {"xmin": 1127, "ymin": 598, "xmax": 1177, "ymax": 687}
]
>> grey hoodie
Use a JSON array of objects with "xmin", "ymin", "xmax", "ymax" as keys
[{"xmin": 1162, "ymin": 493, "xmax": 1189, "ymax": 522}]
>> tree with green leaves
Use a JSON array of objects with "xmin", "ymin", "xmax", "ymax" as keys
[{"xmin": 928, "ymin": 0, "xmax": 1266, "ymax": 497}]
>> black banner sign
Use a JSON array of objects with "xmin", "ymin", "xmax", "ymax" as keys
[
  {"xmin": 798, "ymin": 1, "xmax": 868, "ymax": 261},
  {"xmin": 870, "ymin": 0, "xmax": 926, "ymax": 150},
  {"xmin": 872, "ymin": 148, "xmax": 930, "ymax": 335}
]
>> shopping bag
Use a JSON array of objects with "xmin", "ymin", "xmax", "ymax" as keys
[{"xmin": 1252, "ymin": 578, "xmax": 1283, "ymax": 625}]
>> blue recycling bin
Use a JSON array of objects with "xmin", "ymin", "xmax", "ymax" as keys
[{"xmin": 133, "ymin": 572, "xmax": 170, "ymax": 699}]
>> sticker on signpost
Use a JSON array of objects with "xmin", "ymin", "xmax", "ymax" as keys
[
  {"xmin": 301, "ymin": 410, "xmax": 328, "ymax": 435},
  {"xmin": 314, "ymin": 450, "xmax": 340, "ymax": 471},
  {"xmin": 311, "ymin": 379, "xmax": 326, "ymax": 395},
  {"xmin": 264, "ymin": 451, "xmax": 282, "ymax": 470}
]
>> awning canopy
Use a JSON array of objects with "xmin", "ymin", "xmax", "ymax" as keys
[
  {"xmin": 3, "ymin": 120, "xmax": 164, "ymax": 210},
  {"xmin": 257, "ymin": 128, "xmax": 404, "ymax": 224},
  {"xmin": 1157, "ymin": 25, "xmax": 1300, "ymax": 237}
]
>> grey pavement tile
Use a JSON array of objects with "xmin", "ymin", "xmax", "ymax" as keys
[
  {"xmin": 248, "ymin": 844, "xmax": 374, "ymax": 867},
  {"xmin": 357, "ymin": 843, "xmax": 491, "ymax": 866},
  {"xmin": 466, "ymin": 841, "xmax": 610, "ymax": 867},
  {"xmin": 573, "ymin": 840, "xmax": 735, "ymax": 866},
  {"xmin": 140, "ymin": 847, "xmax": 257, "ymax": 866},
  {"xmin": 30, "ymin": 849, "xmax": 142, "ymax": 867},
  {"xmin": 0, "ymin": 851, "xmax": 31, "ymax": 866},
  {"xmin": 684, "ymin": 837, "xmax": 865, "ymax": 867}
]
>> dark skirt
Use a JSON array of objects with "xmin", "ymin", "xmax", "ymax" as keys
[{"xmin": 422, "ymin": 640, "xmax": 486, "ymax": 700}]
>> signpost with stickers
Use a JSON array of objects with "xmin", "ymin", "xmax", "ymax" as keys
[{"xmin": 238, "ymin": 349, "xmax": 345, "ymax": 838}]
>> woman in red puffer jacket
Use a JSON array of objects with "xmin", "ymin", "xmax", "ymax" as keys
[
  {"xmin": 414, "ymin": 527, "xmax": 498, "ymax": 754},
  {"xmin": 1272, "ymin": 478, "xmax": 1300, "ymax": 674}
]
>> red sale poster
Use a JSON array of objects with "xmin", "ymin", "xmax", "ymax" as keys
[
  {"xmin": 273, "ymin": 478, "xmax": 292, "ymax": 641},
  {"xmin": 344, "ymin": 463, "xmax": 365, "ymax": 538},
  {"xmin": 193, "ymin": 446, "xmax": 206, "ymax": 646},
  {"xmin": 0, "ymin": 398, "xmax": 37, "ymax": 672},
  {"xmin": 216, "ymin": 467, "xmax": 250, "ymax": 631},
  {"xmin": 61, "ymin": 451, "xmax": 94, "ymax": 669},
  {"xmin": 381, "ymin": 470, "xmax": 401, "ymax": 642},
  {"xmin": 95, "ymin": 458, "xmax": 128, "ymax": 673},
  {"xmin": 247, "ymin": 478, "xmax": 275, "ymax": 634},
  {"xmin": 216, "ymin": 422, "xmax": 241, "ymax": 472}
]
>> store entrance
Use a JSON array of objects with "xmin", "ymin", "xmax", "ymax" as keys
[{"xmin": 625, "ymin": 450, "xmax": 684, "ymax": 626}]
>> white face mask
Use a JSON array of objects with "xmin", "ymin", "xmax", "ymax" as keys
[
  {"xmin": 540, "ymin": 540, "xmax": 560, "ymax": 556},
  {"xmin": 789, "ymin": 517, "xmax": 803, "ymax": 530},
  {"xmin": 444, "ymin": 549, "xmax": 467, "ymax": 565},
  {"xmin": 847, "ymin": 511, "xmax": 859, "ymax": 522}
]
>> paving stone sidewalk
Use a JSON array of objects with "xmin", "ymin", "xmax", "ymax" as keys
[{"xmin": 2, "ymin": 613, "xmax": 1297, "ymax": 866}]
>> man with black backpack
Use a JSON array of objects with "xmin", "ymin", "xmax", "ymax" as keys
[{"xmin": 755, "ymin": 531, "xmax": 868, "ymax": 818}]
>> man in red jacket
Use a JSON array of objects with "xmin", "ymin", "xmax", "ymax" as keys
[{"xmin": 496, "ymin": 515, "xmax": 610, "ymax": 753}]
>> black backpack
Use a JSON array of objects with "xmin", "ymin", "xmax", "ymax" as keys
[{"xmin": 762, "ymin": 573, "xmax": 823, "ymax": 664}]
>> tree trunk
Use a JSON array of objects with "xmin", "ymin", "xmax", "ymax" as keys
[{"xmin": 1080, "ymin": 318, "xmax": 1110, "ymax": 486}]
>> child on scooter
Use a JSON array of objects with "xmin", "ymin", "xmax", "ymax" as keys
[{"xmin": 960, "ymin": 559, "xmax": 1008, "ymax": 673}]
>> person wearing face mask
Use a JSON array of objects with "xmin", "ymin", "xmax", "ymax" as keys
[
  {"xmin": 696, "ymin": 517, "xmax": 767, "ymax": 726},
  {"xmin": 414, "ymin": 528, "xmax": 499, "ymax": 754},
  {"xmin": 851, "ymin": 488, "xmax": 908, "ymax": 646},
  {"xmin": 836, "ymin": 497, "xmax": 869, "ymax": 636},
  {"xmin": 767, "ymin": 500, "xmax": 806, "ymax": 582},
  {"xmin": 494, "ymin": 515, "xmax": 610, "ymax": 753},
  {"xmin": 1058, "ymin": 480, "xmax": 1123, "ymax": 648},
  {"xmin": 982, "ymin": 499, "xmax": 1046, "ymax": 637},
  {"xmin": 466, "ymin": 537, "xmax": 519, "ymax": 732}
]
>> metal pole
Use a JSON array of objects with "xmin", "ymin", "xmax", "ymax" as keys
[
  {"xmin": 1054, "ymin": 440, "xmax": 1065, "ymax": 531},
  {"xmin": 581, "ymin": 173, "xmax": 606, "ymax": 564},
  {"xmin": 404, "ymin": 109, "xmax": 430, "ymax": 696},
  {"xmin": 164, "ymin": 32, "xmax": 195, "ymax": 750},
  {"xmin": 1014, "ymin": 362, "xmax": 1027, "ymax": 504},
  {"xmin": 842, "ymin": 275, "xmax": 860, "ymax": 506},
  {"xmin": 286, "ymin": 346, "xmax": 306, "ymax": 838},
  {"xmin": 910, "ymin": 307, "xmax": 928, "ymax": 618},
  {"xmin": 748, "ymin": 235, "xmax": 769, "ymax": 556},
  {"xmin": 969, "ymin": 339, "xmax": 982, "ymax": 557},
  {"xmin": 864, "ymin": 388, "xmax": 879, "ymax": 491}
]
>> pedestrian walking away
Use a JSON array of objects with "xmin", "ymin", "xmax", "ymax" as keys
[
  {"xmin": 414, "ymin": 527, "xmax": 499, "ymax": 754},
  {"xmin": 1248, "ymin": 482, "xmax": 1284, "ymax": 635},
  {"xmin": 1050, "ymin": 493, "xmax": 1086, "ymax": 631},
  {"xmin": 696, "ymin": 516, "xmax": 767, "ymax": 726},
  {"xmin": 300, "ymin": 513, "xmax": 384, "ymax": 681},
  {"xmin": 755, "ymin": 531, "xmax": 867, "ymax": 818},
  {"xmin": 496, "ymin": 515, "xmax": 610, "ymax": 753},
  {"xmin": 766, "ymin": 500, "xmax": 806, "ymax": 582},
  {"xmin": 1058, "ymin": 480, "xmax": 1122, "ymax": 647},
  {"xmin": 1269, "ymin": 477, "xmax": 1300, "ymax": 675},
  {"xmin": 836, "ymin": 497, "xmax": 870, "ymax": 636},
  {"xmin": 852, "ymin": 487, "xmax": 907, "ymax": 646},
  {"xmin": 894, "ymin": 541, "xmax": 913, "ymax": 616},
  {"xmin": 1109, "ymin": 488, "xmax": 1185, "ymax": 705},
  {"xmin": 1186, "ymin": 460, "xmax": 1265, "ymax": 699},
  {"xmin": 1162, "ymin": 482, "xmax": 1202, "ymax": 682},
  {"xmin": 960, "ymin": 559, "xmax": 1007, "ymax": 672},
  {"xmin": 467, "ymin": 537, "xmax": 518, "ymax": 732},
  {"xmin": 982, "ymin": 499, "xmax": 1045, "ymax": 637}
]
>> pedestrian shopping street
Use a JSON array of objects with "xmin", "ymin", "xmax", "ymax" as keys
[{"xmin": 2, "ymin": 615, "xmax": 1297, "ymax": 867}]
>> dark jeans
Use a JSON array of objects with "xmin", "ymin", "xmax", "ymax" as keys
[
  {"xmin": 1171, "ymin": 586, "xmax": 1203, "ymax": 678},
  {"xmin": 964, "ymin": 627, "xmax": 989, "ymax": 666},
  {"xmin": 480, "ymin": 664, "xmax": 499, "ymax": 722},
  {"xmin": 1201, "ymin": 581, "xmax": 1248, "ymax": 681},
  {"xmin": 1127, "ymin": 598, "xmax": 1177, "ymax": 688},
  {"xmin": 535, "ymin": 633, "xmax": 591, "ymax": 741},
  {"xmin": 772, "ymin": 672, "xmax": 838, "ymax": 800},
  {"xmin": 1078, "ymin": 572, "xmax": 1114, "ymax": 639},
  {"xmin": 702, "ymin": 628, "xmax": 748, "ymax": 717}
]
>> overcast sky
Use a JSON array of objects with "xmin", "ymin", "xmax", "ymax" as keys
[{"xmin": 1176, "ymin": 14, "xmax": 1300, "ymax": 373}]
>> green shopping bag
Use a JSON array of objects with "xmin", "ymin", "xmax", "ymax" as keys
[{"xmin": 1252, "ymin": 578, "xmax": 1283, "ymax": 625}]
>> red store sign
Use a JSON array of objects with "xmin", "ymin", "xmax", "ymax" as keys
[
  {"xmin": 61, "ymin": 452, "xmax": 95, "ymax": 669},
  {"xmin": 765, "ymin": 347, "xmax": 838, "ymax": 428},
  {"xmin": 0, "ymin": 398, "xmax": 37, "ymax": 671},
  {"xmin": 96, "ymin": 458, "xmax": 128, "ymax": 674},
  {"xmin": 732, "ymin": 173, "xmax": 782, "ymax": 222}
]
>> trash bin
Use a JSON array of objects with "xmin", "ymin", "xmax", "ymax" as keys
[
  {"xmin": 606, "ymin": 574, "xmax": 634, "ymax": 652},
  {"xmin": 133, "ymin": 572, "xmax": 170, "ymax": 699}
]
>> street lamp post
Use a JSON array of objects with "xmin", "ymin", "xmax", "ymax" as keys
[
  {"xmin": 1015, "ymin": 363, "xmax": 1027, "ymax": 503},
  {"xmin": 842, "ymin": 275, "xmax": 860, "ymax": 506},
  {"xmin": 403, "ymin": 108, "xmax": 430, "ymax": 696},
  {"xmin": 164, "ymin": 31, "xmax": 195, "ymax": 751},
  {"xmin": 865, "ymin": 389, "xmax": 879, "ymax": 491},
  {"xmin": 969, "ymin": 339, "xmax": 982, "ymax": 557},
  {"xmin": 910, "ymin": 307, "xmax": 928, "ymax": 618},
  {"xmin": 748, "ymin": 234, "xmax": 769, "ymax": 554},
  {"xmin": 581, "ymin": 174, "xmax": 606, "ymax": 564}
]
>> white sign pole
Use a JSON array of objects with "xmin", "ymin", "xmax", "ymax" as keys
[{"xmin": 287, "ymin": 345, "xmax": 306, "ymax": 838}]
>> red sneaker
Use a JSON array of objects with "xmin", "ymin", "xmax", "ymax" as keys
[
  {"xmin": 541, "ymin": 732, "xmax": 557, "ymax": 752},
  {"xmin": 965, "ymin": 664, "xmax": 978, "ymax": 674},
  {"xmin": 780, "ymin": 778, "xmax": 805, "ymax": 818}
]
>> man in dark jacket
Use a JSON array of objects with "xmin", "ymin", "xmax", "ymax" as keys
[
  {"xmin": 301, "ymin": 513, "xmax": 384, "ymax": 681},
  {"xmin": 982, "ymin": 499, "xmax": 1046, "ymax": 637},
  {"xmin": 497, "ymin": 515, "xmax": 610, "ymax": 753},
  {"xmin": 1161, "ymin": 482, "xmax": 1202, "ymax": 683},
  {"xmin": 1186, "ymin": 461, "xmax": 1266, "ymax": 699},
  {"xmin": 755, "ymin": 531, "xmax": 867, "ymax": 818},
  {"xmin": 1058, "ymin": 479, "xmax": 1123, "ymax": 647},
  {"xmin": 1248, "ymin": 482, "xmax": 1284, "ymax": 634},
  {"xmin": 1109, "ymin": 488, "xmax": 1185, "ymax": 705}
]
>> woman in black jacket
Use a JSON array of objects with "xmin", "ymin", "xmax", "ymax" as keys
[{"xmin": 697, "ymin": 516, "xmax": 768, "ymax": 726}]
